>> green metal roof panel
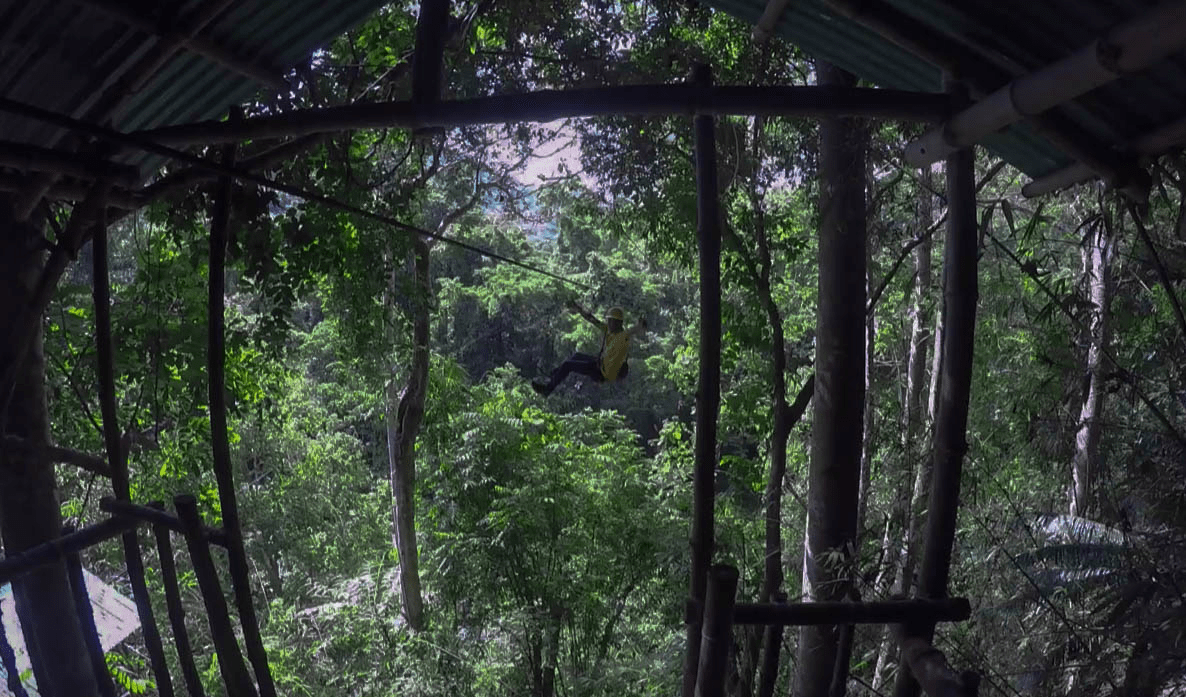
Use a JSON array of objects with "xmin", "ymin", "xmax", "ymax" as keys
[
  {"xmin": 0, "ymin": 0, "xmax": 388, "ymax": 182},
  {"xmin": 699, "ymin": 0, "xmax": 1186, "ymax": 180}
]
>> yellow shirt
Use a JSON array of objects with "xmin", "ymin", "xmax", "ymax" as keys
[{"xmin": 598, "ymin": 326, "xmax": 632, "ymax": 381}]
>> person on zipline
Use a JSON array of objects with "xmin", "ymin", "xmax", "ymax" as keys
[{"xmin": 532, "ymin": 301, "xmax": 647, "ymax": 396}]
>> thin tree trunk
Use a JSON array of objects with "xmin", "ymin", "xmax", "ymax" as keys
[
  {"xmin": 1070, "ymin": 221, "xmax": 1112, "ymax": 518},
  {"xmin": 0, "ymin": 197, "xmax": 98, "ymax": 697},
  {"xmin": 387, "ymin": 237, "xmax": 430, "ymax": 630},
  {"xmin": 872, "ymin": 173, "xmax": 934, "ymax": 692},
  {"xmin": 856, "ymin": 254, "xmax": 877, "ymax": 542},
  {"xmin": 793, "ymin": 61, "xmax": 866, "ymax": 697}
]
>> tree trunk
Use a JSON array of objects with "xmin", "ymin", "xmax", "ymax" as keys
[
  {"xmin": 872, "ymin": 175, "xmax": 934, "ymax": 692},
  {"xmin": 856, "ymin": 253, "xmax": 877, "ymax": 543},
  {"xmin": 1070, "ymin": 221, "xmax": 1112, "ymax": 518},
  {"xmin": 0, "ymin": 198, "xmax": 98, "ymax": 696},
  {"xmin": 386, "ymin": 237, "xmax": 430, "ymax": 630},
  {"xmin": 793, "ymin": 61, "xmax": 866, "ymax": 697}
]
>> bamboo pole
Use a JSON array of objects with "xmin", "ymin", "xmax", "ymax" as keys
[
  {"xmin": 891, "ymin": 80, "xmax": 979, "ymax": 697},
  {"xmin": 733, "ymin": 598, "xmax": 970, "ymax": 626},
  {"xmin": 100, "ymin": 497, "xmax": 229, "ymax": 547},
  {"xmin": 0, "ymin": 140, "xmax": 139, "ymax": 186},
  {"xmin": 151, "ymin": 504, "xmax": 207, "ymax": 697},
  {"xmin": 694, "ymin": 565, "xmax": 740, "ymax": 697},
  {"xmin": 683, "ymin": 63, "xmax": 724, "ymax": 697},
  {"xmin": 174, "ymin": 495, "xmax": 258, "ymax": 697},
  {"xmin": 411, "ymin": 0, "xmax": 450, "ymax": 106},
  {"xmin": 92, "ymin": 185, "xmax": 177, "ymax": 697},
  {"xmin": 0, "ymin": 517, "xmax": 136, "ymax": 584},
  {"xmin": 906, "ymin": 1, "xmax": 1186, "ymax": 169},
  {"xmin": 131, "ymin": 85, "xmax": 950, "ymax": 146},
  {"xmin": 0, "ymin": 601, "xmax": 29, "ymax": 697},
  {"xmin": 63, "ymin": 527, "xmax": 118, "ymax": 697},
  {"xmin": 755, "ymin": 592, "xmax": 787, "ymax": 697},
  {"xmin": 1024, "ymin": 113, "xmax": 1186, "ymax": 197},
  {"xmin": 207, "ymin": 119, "xmax": 277, "ymax": 697}
]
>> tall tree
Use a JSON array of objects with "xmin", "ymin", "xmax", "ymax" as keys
[
  {"xmin": 0, "ymin": 197, "xmax": 99, "ymax": 696},
  {"xmin": 793, "ymin": 61, "xmax": 866, "ymax": 697},
  {"xmin": 1070, "ymin": 215, "xmax": 1114, "ymax": 517}
]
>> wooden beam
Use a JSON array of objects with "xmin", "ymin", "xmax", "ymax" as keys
[
  {"xmin": 207, "ymin": 120, "xmax": 276, "ymax": 697},
  {"xmin": 63, "ymin": 528, "xmax": 119, "ymax": 697},
  {"xmin": 683, "ymin": 63, "xmax": 724, "ymax": 697},
  {"xmin": 693, "ymin": 565, "xmax": 739, "ymax": 697},
  {"xmin": 174, "ymin": 495, "xmax": 258, "ymax": 697},
  {"xmin": 74, "ymin": 0, "xmax": 287, "ymax": 89},
  {"xmin": 0, "ymin": 96, "xmax": 590, "ymax": 291},
  {"xmin": 892, "ymin": 79, "xmax": 979, "ymax": 697},
  {"xmin": 755, "ymin": 592, "xmax": 787, "ymax": 697},
  {"xmin": 733, "ymin": 598, "xmax": 971, "ymax": 626},
  {"xmin": 0, "ymin": 141, "xmax": 139, "ymax": 186},
  {"xmin": 0, "ymin": 517, "xmax": 136, "ymax": 585},
  {"xmin": 92, "ymin": 192, "xmax": 176, "ymax": 697},
  {"xmin": 131, "ymin": 85, "xmax": 952, "ymax": 145},
  {"xmin": 100, "ymin": 497, "xmax": 229, "ymax": 547},
  {"xmin": 151, "ymin": 503, "xmax": 208, "ymax": 697}
]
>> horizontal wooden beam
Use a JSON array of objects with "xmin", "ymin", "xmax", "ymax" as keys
[
  {"xmin": 731, "ymin": 597, "xmax": 971, "ymax": 626},
  {"xmin": 75, "ymin": 0, "xmax": 288, "ymax": 89},
  {"xmin": 131, "ymin": 84, "xmax": 953, "ymax": 146},
  {"xmin": 0, "ymin": 140, "xmax": 140, "ymax": 187},
  {"xmin": 100, "ymin": 497, "xmax": 230, "ymax": 547},
  {"xmin": 0, "ymin": 517, "xmax": 136, "ymax": 584}
]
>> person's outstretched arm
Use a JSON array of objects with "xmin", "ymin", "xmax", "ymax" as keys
[{"xmin": 566, "ymin": 300, "xmax": 606, "ymax": 331}]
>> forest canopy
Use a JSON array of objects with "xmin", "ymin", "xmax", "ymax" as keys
[{"xmin": 6, "ymin": 1, "xmax": 1186, "ymax": 696}]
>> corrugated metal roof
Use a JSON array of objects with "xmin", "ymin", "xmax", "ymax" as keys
[
  {"xmin": 0, "ymin": 0, "xmax": 387, "ymax": 182},
  {"xmin": 702, "ymin": 0, "xmax": 1186, "ymax": 179}
]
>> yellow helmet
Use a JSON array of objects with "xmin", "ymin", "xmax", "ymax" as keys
[{"xmin": 606, "ymin": 307, "xmax": 625, "ymax": 321}]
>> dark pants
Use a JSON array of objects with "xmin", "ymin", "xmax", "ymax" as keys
[{"xmin": 545, "ymin": 352, "xmax": 628, "ymax": 392}]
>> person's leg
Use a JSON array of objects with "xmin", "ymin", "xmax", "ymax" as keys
[{"xmin": 535, "ymin": 353, "xmax": 600, "ymax": 394}]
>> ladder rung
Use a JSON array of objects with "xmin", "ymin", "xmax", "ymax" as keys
[{"xmin": 731, "ymin": 597, "xmax": 970, "ymax": 626}]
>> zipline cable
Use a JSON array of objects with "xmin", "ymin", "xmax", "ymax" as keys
[{"xmin": 0, "ymin": 96, "xmax": 590, "ymax": 290}]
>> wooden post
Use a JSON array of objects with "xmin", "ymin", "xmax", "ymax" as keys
[
  {"xmin": 207, "ymin": 110, "xmax": 277, "ymax": 697},
  {"xmin": 891, "ymin": 78, "xmax": 978, "ymax": 697},
  {"xmin": 794, "ymin": 60, "xmax": 867, "ymax": 697},
  {"xmin": 63, "ymin": 527, "xmax": 118, "ymax": 697},
  {"xmin": 683, "ymin": 62, "xmax": 723, "ymax": 697},
  {"xmin": 0, "ymin": 600, "xmax": 29, "ymax": 697},
  {"xmin": 174, "ymin": 495, "xmax": 258, "ymax": 697},
  {"xmin": 411, "ymin": 0, "xmax": 450, "ymax": 105},
  {"xmin": 756, "ymin": 592, "xmax": 787, "ymax": 697},
  {"xmin": 694, "ymin": 565, "xmax": 739, "ymax": 697},
  {"xmin": 92, "ymin": 183, "xmax": 176, "ymax": 697},
  {"xmin": 151, "ymin": 503, "xmax": 207, "ymax": 697}
]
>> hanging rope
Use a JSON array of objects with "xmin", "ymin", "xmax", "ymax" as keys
[{"xmin": 0, "ymin": 96, "xmax": 590, "ymax": 291}]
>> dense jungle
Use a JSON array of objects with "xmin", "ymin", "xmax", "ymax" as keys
[{"xmin": 19, "ymin": 0, "xmax": 1186, "ymax": 695}]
